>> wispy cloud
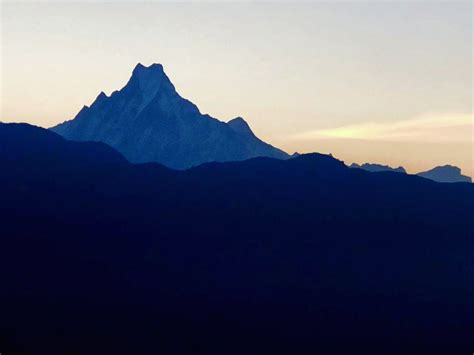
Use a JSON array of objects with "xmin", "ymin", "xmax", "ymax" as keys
[{"xmin": 291, "ymin": 113, "xmax": 473, "ymax": 144}]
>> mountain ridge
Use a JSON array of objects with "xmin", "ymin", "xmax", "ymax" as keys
[
  {"xmin": 351, "ymin": 160, "xmax": 471, "ymax": 183},
  {"xmin": 350, "ymin": 162, "xmax": 407, "ymax": 174},
  {"xmin": 51, "ymin": 63, "xmax": 288, "ymax": 169},
  {"xmin": 2, "ymin": 122, "xmax": 474, "ymax": 354},
  {"xmin": 417, "ymin": 164, "xmax": 472, "ymax": 183}
]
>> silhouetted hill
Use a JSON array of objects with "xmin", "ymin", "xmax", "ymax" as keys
[
  {"xmin": 417, "ymin": 165, "xmax": 472, "ymax": 183},
  {"xmin": 1, "ymin": 122, "xmax": 127, "ymax": 167},
  {"xmin": 51, "ymin": 63, "xmax": 288, "ymax": 169},
  {"xmin": 350, "ymin": 161, "xmax": 472, "ymax": 183},
  {"xmin": 1, "ymin": 123, "xmax": 474, "ymax": 355},
  {"xmin": 350, "ymin": 162, "xmax": 406, "ymax": 173}
]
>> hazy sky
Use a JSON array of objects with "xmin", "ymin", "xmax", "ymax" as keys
[{"xmin": 1, "ymin": 1, "xmax": 472, "ymax": 176}]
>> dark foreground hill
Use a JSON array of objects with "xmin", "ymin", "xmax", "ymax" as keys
[{"xmin": 1, "ymin": 123, "xmax": 474, "ymax": 355}]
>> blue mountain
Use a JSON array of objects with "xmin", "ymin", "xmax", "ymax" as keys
[
  {"xmin": 350, "ymin": 162, "xmax": 406, "ymax": 174},
  {"xmin": 51, "ymin": 63, "xmax": 288, "ymax": 169},
  {"xmin": 417, "ymin": 165, "xmax": 472, "ymax": 183}
]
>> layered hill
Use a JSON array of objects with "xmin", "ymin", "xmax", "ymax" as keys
[
  {"xmin": 2, "ymin": 123, "xmax": 474, "ymax": 354},
  {"xmin": 51, "ymin": 63, "xmax": 288, "ymax": 169},
  {"xmin": 351, "ymin": 161, "xmax": 471, "ymax": 183}
]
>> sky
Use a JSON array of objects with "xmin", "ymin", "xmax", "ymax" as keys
[{"xmin": 1, "ymin": 1, "xmax": 472, "ymax": 176}]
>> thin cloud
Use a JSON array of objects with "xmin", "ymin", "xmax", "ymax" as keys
[{"xmin": 291, "ymin": 113, "xmax": 473, "ymax": 144}]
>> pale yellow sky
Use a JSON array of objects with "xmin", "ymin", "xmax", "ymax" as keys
[{"xmin": 1, "ymin": 1, "xmax": 472, "ymax": 176}]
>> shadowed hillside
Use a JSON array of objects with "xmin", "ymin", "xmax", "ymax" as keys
[{"xmin": 1, "ymin": 123, "xmax": 473, "ymax": 355}]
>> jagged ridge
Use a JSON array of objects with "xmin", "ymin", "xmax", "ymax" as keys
[{"xmin": 51, "ymin": 63, "xmax": 288, "ymax": 169}]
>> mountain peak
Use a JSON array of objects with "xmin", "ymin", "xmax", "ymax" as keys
[
  {"xmin": 131, "ymin": 62, "xmax": 170, "ymax": 86},
  {"xmin": 435, "ymin": 165, "xmax": 459, "ymax": 172},
  {"xmin": 91, "ymin": 91, "xmax": 108, "ymax": 107},
  {"xmin": 126, "ymin": 62, "xmax": 176, "ymax": 100},
  {"xmin": 51, "ymin": 64, "xmax": 289, "ymax": 169},
  {"xmin": 350, "ymin": 162, "xmax": 407, "ymax": 174},
  {"xmin": 97, "ymin": 91, "xmax": 107, "ymax": 99},
  {"xmin": 228, "ymin": 117, "xmax": 254, "ymax": 137},
  {"xmin": 417, "ymin": 165, "xmax": 471, "ymax": 183},
  {"xmin": 133, "ymin": 62, "xmax": 164, "ymax": 74}
]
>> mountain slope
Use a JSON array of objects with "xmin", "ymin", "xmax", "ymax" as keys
[
  {"xmin": 417, "ymin": 165, "xmax": 472, "ymax": 183},
  {"xmin": 2, "ymin": 123, "xmax": 474, "ymax": 355},
  {"xmin": 51, "ymin": 63, "xmax": 288, "ymax": 169}
]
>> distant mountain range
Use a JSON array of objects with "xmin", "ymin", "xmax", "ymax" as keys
[
  {"xmin": 51, "ymin": 63, "xmax": 288, "ymax": 169},
  {"xmin": 417, "ymin": 165, "xmax": 472, "ymax": 183},
  {"xmin": 350, "ymin": 162, "xmax": 471, "ymax": 183},
  {"xmin": 2, "ymin": 122, "xmax": 474, "ymax": 354},
  {"xmin": 350, "ymin": 163, "xmax": 407, "ymax": 174},
  {"xmin": 49, "ymin": 62, "xmax": 471, "ymax": 181}
]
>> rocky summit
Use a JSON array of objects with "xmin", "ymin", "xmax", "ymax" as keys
[{"xmin": 51, "ymin": 63, "xmax": 288, "ymax": 169}]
